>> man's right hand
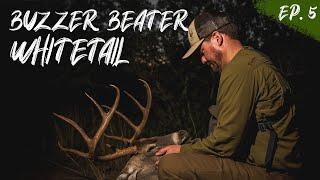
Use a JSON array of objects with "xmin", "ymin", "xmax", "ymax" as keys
[
  {"xmin": 155, "ymin": 145, "xmax": 181, "ymax": 166},
  {"xmin": 155, "ymin": 145, "xmax": 181, "ymax": 156}
]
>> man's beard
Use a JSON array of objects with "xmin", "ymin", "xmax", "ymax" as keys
[{"xmin": 206, "ymin": 50, "xmax": 222, "ymax": 72}]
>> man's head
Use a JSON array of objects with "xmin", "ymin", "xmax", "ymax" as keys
[{"xmin": 183, "ymin": 12, "xmax": 241, "ymax": 72}]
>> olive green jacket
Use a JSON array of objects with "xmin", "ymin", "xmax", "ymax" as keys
[{"xmin": 181, "ymin": 47, "xmax": 302, "ymax": 172}]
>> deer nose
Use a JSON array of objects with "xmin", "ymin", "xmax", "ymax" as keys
[{"xmin": 178, "ymin": 130, "xmax": 188, "ymax": 138}]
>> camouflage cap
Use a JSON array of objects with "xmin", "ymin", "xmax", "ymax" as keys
[{"xmin": 182, "ymin": 12, "xmax": 231, "ymax": 59}]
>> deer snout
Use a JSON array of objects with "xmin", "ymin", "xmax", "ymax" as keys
[
  {"xmin": 178, "ymin": 130, "xmax": 189, "ymax": 143},
  {"xmin": 171, "ymin": 130, "xmax": 189, "ymax": 145}
]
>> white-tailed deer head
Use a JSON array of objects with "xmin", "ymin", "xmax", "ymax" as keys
[
  {"xmin": 53, "ymin": 79, "xmax": 190, "ymax": 180},
  {"xmin": 116, "ymin": 130, "xmax": 190, "ymax": 180}
]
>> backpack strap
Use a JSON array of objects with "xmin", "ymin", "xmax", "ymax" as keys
[{"xmin": 257, "ymin": 118, "xmax": 278, "ymax": 172}]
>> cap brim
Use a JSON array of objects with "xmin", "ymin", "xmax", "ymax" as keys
[{"xmin": 182, "ymin": 38, "xmax": 204, "ymax": 59}]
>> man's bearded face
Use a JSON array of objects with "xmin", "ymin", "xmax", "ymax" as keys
[{"xmin": 200, "ymin": 40, "xmax": 222, "ymax": 72}]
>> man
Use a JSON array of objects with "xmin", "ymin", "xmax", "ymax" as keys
[{"xmin": 156, "ymin": 12, "xmax": 302, "ymax": 180}]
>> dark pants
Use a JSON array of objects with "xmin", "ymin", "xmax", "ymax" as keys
[{"xmin": 158, "ymin": 153, "xmax": 294, "ymax": 180}]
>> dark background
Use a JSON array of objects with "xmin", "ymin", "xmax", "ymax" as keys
[{"xmin": 4, "ymin": 0, "xmax": 319, "ymax": 179}]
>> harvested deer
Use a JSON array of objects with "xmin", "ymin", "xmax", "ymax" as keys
[
  {"xmin": 53, "ymin": 79, "xmax": 189, "ymax": 179},
  {"xmin": 116, "ymin": 130, "xmax": 189, "ymax": 180}
]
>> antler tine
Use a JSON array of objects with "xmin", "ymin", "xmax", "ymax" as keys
[
  {"xmin": 58, "ymin": 142, "xmax": 91, "ymax": 158},
  {"xmin": 88, "ymin": 84, "xmax": 120, "ymax": 155},
  {"xmin": 85, "ymin": 93, "xmax": 106, "ymax": 121},
  {"xmin": 53, "ymin": 113, "xmax": 91, "ymax": 143},
  {"xmin": 101, "ymin": 79, "xmax": 152, "ymax": 146},
  {"xmin": 53, "ymin": 84, "xmax": 120, "ymax": 159},
  {"xmin": 103, "ymin": 134, "xmax": 131, "ymax": 144},
  {"xmin": 102, "ymin": 105, "xmax": 137, "ymax": 144},
  {"xmin": 102, "ymin": 105, "xmax": 137, "ymax": 131},
  {"xmin": 123, "ymin": 79, "xmax": 152, "ymax": 144},
  {"xmin": 53, "ymin": 113, "xmax": 92, "ymax": 158}
]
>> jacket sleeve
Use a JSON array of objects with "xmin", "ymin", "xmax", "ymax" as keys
[{"xmin": 181, "ymin": 68, "xmax": 258, "ymax": 157}]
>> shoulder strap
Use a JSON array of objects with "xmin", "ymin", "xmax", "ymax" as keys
[{"xmin": 257, "ymin": 118, "xmax": 278, "ymax": 172}]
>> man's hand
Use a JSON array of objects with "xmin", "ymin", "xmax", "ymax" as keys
[
  {"xmin": 155, "ymin": 145, "xmax": 181, "ymax": 166},
  {"xmin": 155, "ymin": 145, "xmax": 181, "ymax": 156}
]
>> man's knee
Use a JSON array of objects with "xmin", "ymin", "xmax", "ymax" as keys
[{"xmin": 158, "ymin": 153, "xmax": 186, "ymax": 179}]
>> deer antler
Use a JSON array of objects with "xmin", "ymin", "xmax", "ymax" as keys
[
  {"xmin": 53, "ymin": 80, "xmax": 152, "ymax": 161},
  {"xmin": 53, "ymin": 85, "xmax": 120, "ymax": 159},
  {"xmin": 103, "ymin": 79, "xmax": 152, "ymax": 144}
]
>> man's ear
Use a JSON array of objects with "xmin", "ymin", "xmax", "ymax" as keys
[{"xmin": 211, "ymin": 32, "xmax": 223, "ymax": 47}]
